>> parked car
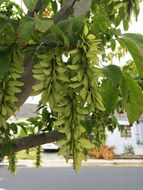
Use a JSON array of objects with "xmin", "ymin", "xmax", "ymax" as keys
[{"xmin": 41, "ymin": 143, "xmax": 60, "ymax": 151}]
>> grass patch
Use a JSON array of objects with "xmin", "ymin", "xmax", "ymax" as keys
[
  {"xmin": 112, "ymin": 162, "xmax": 118, "ymax": 165},
  {"xmin": 4, "ymin": 148, "xmax": 44, "ymax": 161},
  {"xmin": 5, "ymin": 148, "xmax": 41, "ymax": 160},
  {"xmin": 16, "ymin": 148, "xmax": 37, "ymax": 160}
]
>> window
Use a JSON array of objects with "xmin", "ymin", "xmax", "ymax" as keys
[{"xmin": 121, "ymin": 125, "xmax": 132, "ymax": 138}]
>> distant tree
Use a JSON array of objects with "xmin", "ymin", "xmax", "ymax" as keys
[{"xmin": 0, "ymin": 0, "xmax": 143, "ymax": 174}]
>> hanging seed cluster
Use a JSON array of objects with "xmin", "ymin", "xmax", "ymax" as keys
[
  {"xmin": 0, "ymin": 44, "xmax": 24, "ymax": 128},
  {"xmin": 32, "ymin": 24, "xmax": 105, "ymax": 171}
]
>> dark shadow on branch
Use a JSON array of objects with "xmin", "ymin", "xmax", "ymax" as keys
[{"xmin": 1, "ymin": 131, "xmax": 65, "ymax": 156}]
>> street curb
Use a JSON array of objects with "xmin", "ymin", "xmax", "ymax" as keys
[
  {"xmin": 80, "ymin": 159, "xmax": 143, "ymax": 167},
  {"xmin": 1, "ymin": 159, "xmax": 143, "ymax": 168}
]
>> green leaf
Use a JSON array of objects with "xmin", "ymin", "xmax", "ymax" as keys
[
  {"xmin": 0, "ymin": 0, "xmax": 7, "ymax": 6},
  {"xmin": 68, "ymin": 16, "xmax": 84, "ymax": 33},
  {"xmin": 54, "ymin": 118, "xmax": 65, "ymax": 126},
  {"xmin": 83, "ymin": 24, "xmax": 88, "ymax": 36},
  {"xmin": 0, "ymin": 14, "xmax": 8, "ymax": 33},
  {"xmin": 124, "ymin": 75, "xmax": 143, "ymax": 124},
  {"xmin": 23, "ymin": 0, "xmax": 38, "ymax": 11},
  {"xmin": 123, "ymin": 19, "xmax": 129, "ymax": 31},
  {"xmin": 69, "ymin": 81, "xmax": 83, "ymax": 88},
  {"xmin": 0, "ymin": 51, "xmax": 10, "ymax": 77},
  {"xmin": 42, "ymin": 108, "xmax": 50, "ymax": 122},
  {"xmin": 115, "ymin": 14, "xmax": 122, "ymax": 27},
  {"xmin": 76, "ymin": 152, "xmax": 83, "ymax": 172},
  {"xmin": 18, "ymin": 124, "xmax": 28, "ymax": 137},
  {"xmin": 100, "ymin": 79, "xmax": 118, "ymax": 114},
  {"xmin": 34, "ymin": 13, "xmax": 53, "ymax": 33},
  {"xmin": 79, "ymin": 138, "xmax": 95, "ymax": 149},
  {"xmin": 123, "ymin": 33, "xmax": 143, "ymax": 56},
  {"xmin": 114, "ymin": 2, "xmax": 124, "ymax": 10},
  {"xmin": 76, "ymin": 107, "xmax": 89, "ymax": 115},
  {"xmin": 27, "ymin": 116, "xmax": 40, "ymax": 124},
  {"xmin": 52, "ymin": 1, "xmax": 58, "ymax": 14},
  {"xmin": 52, "ymin": 24, "xmax": 69, "ymax": 46},
  {"xmin": 67, "ymin": 65, "xmax": 80, "ymax": 70},
  {"xmin": 122, "ymin": 33, "xmax": 143, "ymax": 78},
  {"xmin": 81, "ymin": 119, "xmax": 92, "ymax": 135},
  {"xmin": 120, "ymin": 76, "xmax": 129, "ymax": 108},
  {"xmin": 10, "ymin": 123, "xmax": 18, "ymax": 134},
  {"xmin": 32, "ymin": 83, "xmax": 44, "ymax": 90},
  {"xmin": 103, "ymin": 65, "xmax": 123, "ymax": 84},
  {"xmin": 41, "ymin": 0, "xmax": 50, "ymax": 12},
  {"xmin": 55, "ymin": 139, "xmax": 67, "ymax": 146},
  {"xmin": 110, "ymin": 41, "xmax": 116, "ymax": 51},
  {"xmin": 57, "ymin": 144, "xmax": 68, "ymax": 155},
  {"xmin": 79, "ymin": 87, "xmax": 87, "ymax": 100},
  {"xmin": 86, "ymin": 92, "xmax": 92, "ymax": 104},
  {"xmin": 57, "ymin": 20, "xmax": 69, "ymax": 34},
  {"xmin": 18, "ymin": 16, "xmax": 35, "ymax": 44}
]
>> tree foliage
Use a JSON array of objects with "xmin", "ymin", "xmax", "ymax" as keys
[{"xmin": 0, "ymin": 0, "xmax": 143, "ymax": 174}]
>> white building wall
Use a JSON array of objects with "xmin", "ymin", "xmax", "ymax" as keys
[{"xmin": 106, "ymin": 120, "xmax": 143, "ymax": 155}]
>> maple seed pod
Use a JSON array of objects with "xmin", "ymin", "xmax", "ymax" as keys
[
  {"xmin": 36, "ymin": 29, "xmax": 41, "ymax": 34},
  {"xmin": 21, "ymin": 42, "xmax": 24, "ymax": 48},
  {"xmin": 66, "ymin": 47, "xmax": 70, "ymax": 51},
  {"xmin": 115, "ymin": 82, "xmax": 120, "ymax": 88},
  {"xmin": 29, "ymin": 10, "xmax": 34, "ymax": 15},
  {"xmin": 104, "ymin": 113, "xmax": 109, "ymax": 118},
  {"xmin": 136, "ymin": 120, "xmax": 140, "ymax": 124}
]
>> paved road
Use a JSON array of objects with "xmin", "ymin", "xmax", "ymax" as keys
[{"xmin": 0, "ymin": 167, "xmax": 143, "ymax": 190}]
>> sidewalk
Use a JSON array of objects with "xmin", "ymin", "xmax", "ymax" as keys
[
  {"xmin": 1, "ymin": 158, "xmax": 143, "ymax": 168},
  {"xmin": 80, "ymin": 159, "xmax": 143, "ymax": 167}
]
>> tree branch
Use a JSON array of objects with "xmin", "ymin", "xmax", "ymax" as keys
[
  {"xmin": 15, "ymin": 52, "xmax": 39, "ymax": 108},
  {"xmin": 1, "ymin": 131, "xmax": 65, "ymax": 156},
  {"xmin": 25, "ymin": 0, "xmax": 43, "ymax": 16},
  {"xmin": 15, "ymin": 0, "xmax": 93, "ymax": 108},
  {"xmin": 34, "ymin": 0, "xmax": 42, "ymax": 13},
  {"xmin": 0, "ymin": 0, "xmax": 93, "ymax": 158},
  {"xmin": 53, "ymin": 0, "xmax": 75, "ymax": 23},
  {"xmin": 73, "ymin": 0, "xmax": 93, "ymax": 17}
]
